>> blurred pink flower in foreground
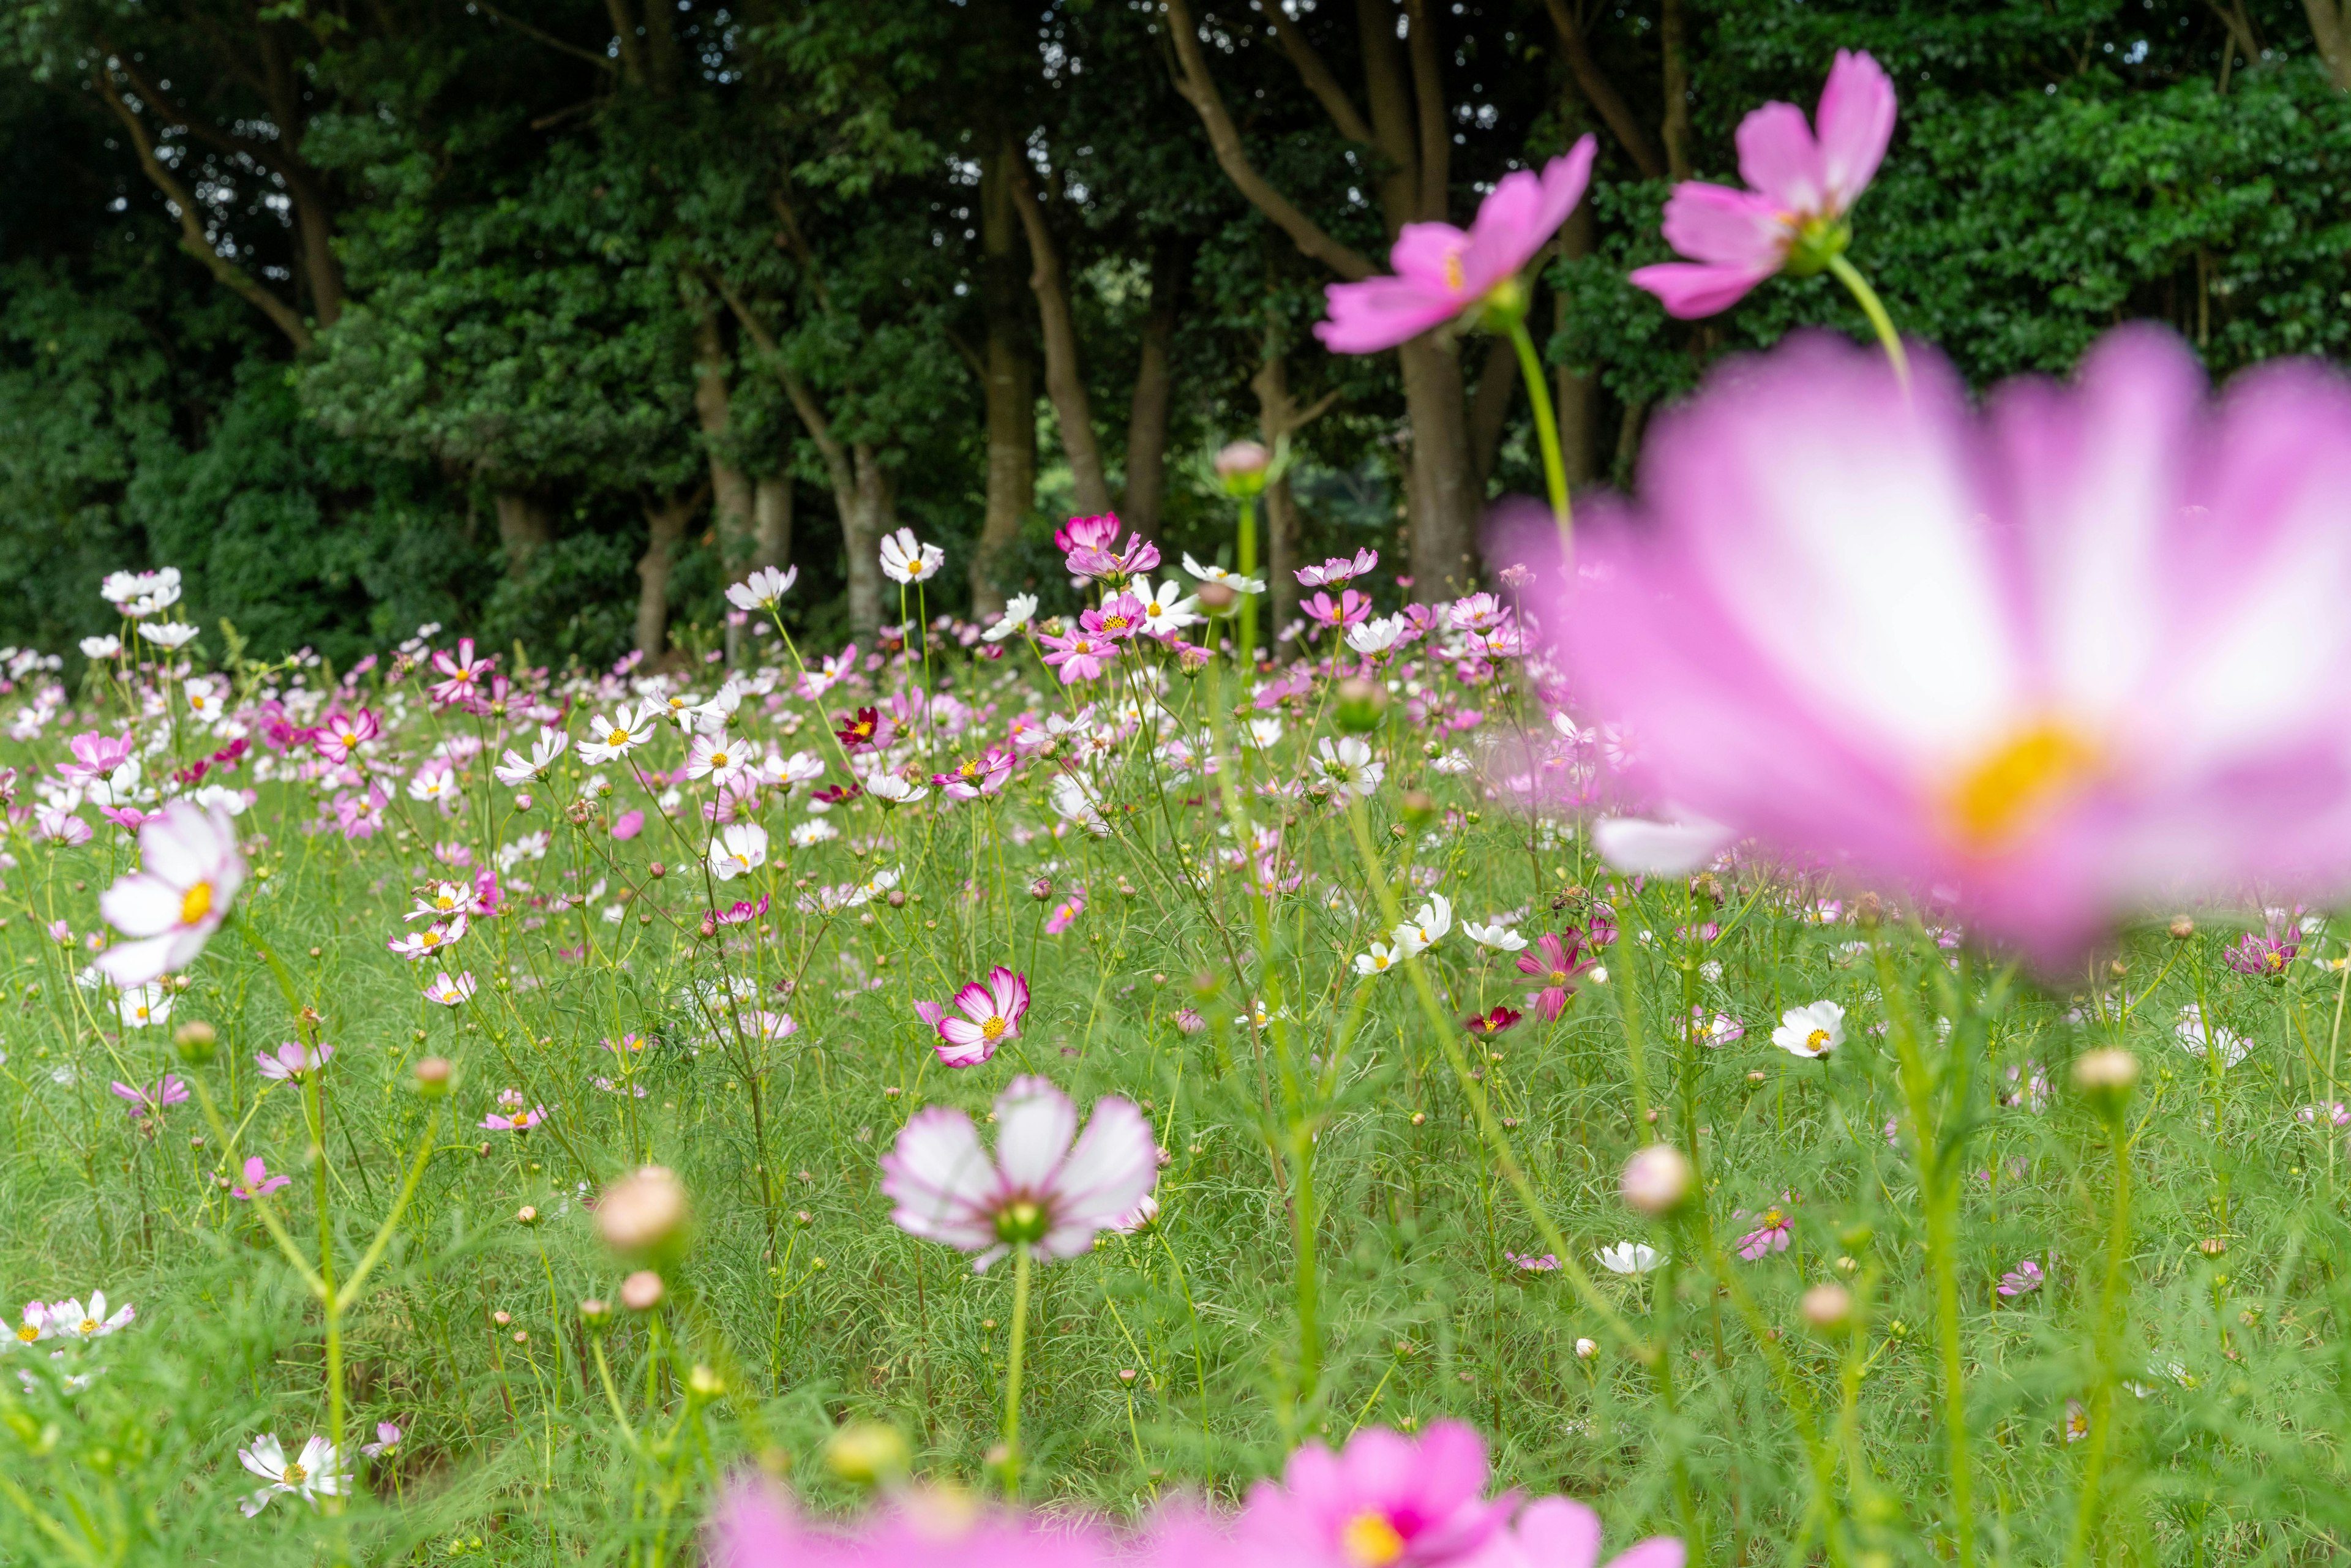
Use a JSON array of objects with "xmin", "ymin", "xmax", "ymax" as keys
[
  {"xmin": 1524, "ymin": 326, "xmax": 2351, "ymax": 961},
  {"xmin": 1318, "ymin": 139, "xmax": 1596, "ymax": 354},
  {"xmin": 879, "ymin": 1075, "xmax": 1156, "ymax": 1272},
  {"xmin": 1631, "ymin": 51, "xmax": 1895, "ymax": 318}
]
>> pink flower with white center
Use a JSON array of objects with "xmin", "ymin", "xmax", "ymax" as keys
[
  {"xmin": 1038, "ymin": 629, "xmax": 1119, "ymax": 685},
  {"xmin": 256, "ymin": 1041, "xmax": 333, "ymax": 1082},
  {"xmin": 423, "ymin": 971, "xmax": 476, "ymax": 1006},
  {"xmin": 229, "ymin": 1155, "xmax": 291, "ymax": 1201},
  {"xmin": 94, "ymin": 800, "xmax": 245, "ymax": 988},
  {"xmin": 931, "ymin": 746, "xmax": 1014, "ymax": 801},
  {"xmin": 1231, "ymin": 1419, "xmax": 1514, "ymax": 1568},
  {"xmin": 237, "ymin": 1433, "xmax": 347, "ymax": 1516},
  {"xmin": 426, "ymin": 638, "xmax": 495, "ymax": 707},
  {"xmin": 481, "ymin": 1098, "xmax": 547, "ymax": 1133},
  {"xmin": 1302, "ymin": 589, "xmax": 1374, "ymax": 631},
  {"xmin": 1530, "ymin": 326, "xmax": 2351, "ymax": 963},
  {"xmin": 879, "ymin": 1075, "xmax": 1158, "ymax": 1271},
  {"xmin": 312, "ymin": 707, "xmax": 379, "ymax": 763},
  {"xmin": 685, "ymin": 732, "xmax": 754, "ymax": 787},
  {"xmin": 932, "ymin": 965, "xmax": 1030, "ymax": 1067},
  {"xmin": 58, "ymin": 730, "xmax": 134, "ymax": 786},
  {"xmin": 1295, "ymin": 548, "xmax": 1380, "ymax": 589},
  {"xmin": 1630, "ymin": 51, "xmax": 1896, "ymax": 319},
  {"xmin": 388, "ymin": 915, "xmax": 468, "ymax": 961},
  {"xmin": 47, "ymin": 1291, "xmax": 134, "ymax": 1341},
  {"xmin": 1318, "ymin": 139, "xmax": 1597, "ymax": 354}
]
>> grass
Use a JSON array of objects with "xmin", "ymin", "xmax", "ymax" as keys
[{"xmin": 3, "ymin": 621, "xmax": 2350, "ymax": 1567}]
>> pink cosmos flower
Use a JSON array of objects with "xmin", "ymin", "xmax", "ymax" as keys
[
  {"xmin": 481, "ymin": 1100, "xmax": 547, "ymax": 1133},
  {"xmin": 879, "ymin": 1075, "xmax": 1158, "ymax": 1271},
  {"xmin": 1296, "ymin": 548, "xmax": 1379, "ymax": 588},
  {"xmin": 1997, "ymin": 1257, "xmax": 2045, "ymax": 1298},
  {"xmin": 256, "ymin": 1041, "xmax": 332, "ymax": 1082},
  {"xmin": 1734, "ymin": 1201, "xmax": 1795, "ymax": 1261},
  {"xmin": 427, "ymin": 639, "xmax": 495, "ymax": 707},
  {"xmin": 229, "ymin": 1155, "xmax": 291, "ymax": 1201},
  {"xmin": 1044, "ymin": 890, "xmax": 1086, "ymax": 935},
  {"xmin": 1055, "ymin": 513, "xmax": 1123, "ymax": 554},
  {"xmin": 611, "ymin": 809, "xmax": 645, "ymax": 840},
  {"xmin": 1528, "ymin": 326, "xmax": 2351, "ymax": 962},
  {"xmin": 2224, "ymin": 926, "xmax": 2298, "ymax": 977},
  {"xmin": 714, "ymin": 1484, "xmax": 1109, "ymax": 1568},
  {"xmin": 1067, "ymin": 531, "xmax": 1162, "ymax": 584},
  {"xmin": 1630, "ymin": 51, "xmax": 1896, "ymax": 318},
  {"xmin": 58, "ymin": 730, "xmax": 135, "ymax": 786},
  {"xmin": 313, "ymin": 708, "xmax": 379, "ymax": 764},
  {"xmin": 1487, "ymin": 1499, "xmax": 1685, "ymax": 1568},
  {"xmin": 360, "ymin": 1422, "xmax": 402, "ymax": 1458},
  {"xmin": 934, "ymin": 965, "xmax": 1030, "ymax": 1067},
  {"xmin": 423, "ymin": 971, "xmax": 476, "ymax": 1006},
  {"xmin": 1515, "ymin": 931, "xmax": 1595, "ymax": 1021},
  {"xmin": 932, "ymin": 746, "xmax": 1015, "ymax": 801},
  {"xmin": 1318, "ymin": 139, "xmax": 1597, "ymax": 354},
  {"xmin": 94, "ymin": 800, "xmax": 245, "ymax": 987},
  {"xmin": 1231, "ymin": 1419, "xmax": 1513, "ymax": 1568},
  {"xmin": 1081, "ymin": 593, "xmax": 1150, "ymax": 642},
  {"xmin": 1302, "ymin": 589, "xmax": 1374, "ymax": 631},
  {"xmin": 332, "ymin": 784, "xmax": 389, "ymax": 841},
  {"xmin": 714, "ymin": 895, "xmax": 771, "ymax": 927},
  {"xmin": 1038, "ymin": 629, "xmax": 1119, "ymax": 685},
  {"xmin": 110, "ymin": 1075, "xmax": 188, "ymax": 1117}
]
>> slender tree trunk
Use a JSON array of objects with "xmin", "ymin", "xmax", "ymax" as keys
[
  {"xmin": 493, "ymin": 491, "xmax": 555, "ymax": 579},
  {"xmin": 2306, "ymin": 1, "xmax": 2351, "ymax": 88},
  {"xmin": 1122, "ymin": 242, "xmax": 1185, "ymax": 539},
  {"xmin": 848, "ymin": 446, "xmax": 891, "ymax": 638},
  {"xmin": 753, "ymin": 476, "xmax": 792, "ymax": 571},
  {"xmin": 974, "ymin": 140, "xmax": 1036, "ymax": 619},
  {"xmin": 691, "ymin": 305, "xmax": 757, "ymax": 574},
  {"xmin": 1398, "ymin": 336, "xmax": 1477, "ymax": 600},
  {"xmin": 1554, "ymin": 198, "xmax": 1599, "ymax": 486},
  {"xmin": 1252, "ymin": 334, "xmax": 1305, "ymax": 642},
  {"xmin": 1011, "ymin": 156, "xmax": 1111, "ymax": 517},
  {"xmin": 636, "ymin": 490, "xmax": 700, "ymax": 660},
  {"xmin": 1661, "ymin": 0, "xmax": 1695, "ymax": 180}
]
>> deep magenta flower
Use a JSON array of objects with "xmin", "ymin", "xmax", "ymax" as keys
[
  {"xmin": 934, "ymin": 965, "xmax": 1030, "ymax": 1067},
  {"xmin": 1081, "ymin": 593, "xmax": 1150, "ymax": 643},
  {"xmin": 1515, "ymin": 932, "xmax": 1595, "ymax": 1021},
  {"xmin": 1630, "ymin": 51, "xmax": 1896, "ymax": 318},
  {"xmin": 1231, "ymin": 1419, "xmax": 1513, "ymax": 1568},
  {"xmin": 1523, "ymin": 325, "xmax": 2351, "ymax": 962},
  {"xmin": 1318, "ymin": 140, "xmax": 1596, "ymax": 353}
]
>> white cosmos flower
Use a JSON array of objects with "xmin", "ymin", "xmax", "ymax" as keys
[
  {"xmin": 1180, "ymin": 553, "xmax": 1265, "ymax": 593},
  {"xmin": 685, "ymin": 732, "xmax": 754, "ymax": 787},
  {"xmin": 94, "ymin": 801, "xmax": 244, "ymax": 988},
  {"xmin": 1431, "ymin": 748, "xmax": 1472, "ymax": 775},
  {"xmin": 984, "ymin": 593, "xmax": 1038, "ymax": 643},
  {"xmin": 80, "ymin": 635, "xmax": 122, "ymax": 659},
  {"xmin": 1595, "ymin": 1242, "xmax": 1665, "ymax": 1275},
  {"xmin": 1392, "ymin": 893, "xmax": 1452, "ymax": 953},
  {"xmin": 2176, "ymin": 1003, "xmax": 2251, "ymax": 1067},
  {"xmin": 709, "ymin": 822, "xmax": 768, "ymax": 880},
  {"xmin": 1772, "ymin": 1000, "xmax": 1846, "ymax": 1059},
  {"xmin": 1464, "ymin": 919, "xmax": 1527, "ymax": 952},
  {"xmin": 845, "ymin": 866, "xmax": 901, "ymax": 906},
  {"xmin": 137, "ymin": 622, "xmax": 199, "ymax": 649},
  {"xmin": 725, "ymin": 565, "xmax": 799, "ymax": 612},
  {"xmin": 388, "ymin": 916, "xmax": 468, "ymax": 961},
  {"xmin": 579, "ymin": 703, "xmax": 662, "ymax": 765},
  {"xmin": 1245, "ymin": 716, "xmax": 1283, "ymax": 750},
  {"xmin": 116, "ymin": 984, "xmax": 171, "ymax": 1030},
  {"xmin": 1312, "ymin": 736, "xmax": 1384, "ymax": 798},
  {"xmin": 788, "ymin": 818, "xmax": 838, "ymax": 849},
  {"xmin": 1135, "ymin": 579, "xmax": 1201, "ymax": 634},
  {"xmin": 48, "ymin": 1291, "xmax": 135, "ymax": 1341},
  {"xmin": 691, "ymin": 683, "xmax": 744, "ymax": 734},
  {"xmin": 1592, "ymin": 814, "xmax": 1734, "ymax": 876},
  {"xmin": 879, "ymin": 1075, "xmax": 1158, "ymax": 1272},
  {"xmin": 1353, "ymin": 942, "xmax": 1404, "ymax": 977},
  {"xmin": 238, "ymin": 1433, "xmax": 347, "ymax": 1516},
  {"xmin": 864, "ymin": 773, "xmax": 929, "ymax": 806},
  {"xmin": 493, "ymin": 727, "xmax": 569, "ymax": 787},
  {"xmin": 879, "ymin": 528, "xmax": 945, "ymax": 585},
  {"xmin": 1346, "ymin": 615, "xmax": 1406, "ymax": 656}
]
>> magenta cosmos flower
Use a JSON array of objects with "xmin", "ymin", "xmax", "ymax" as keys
[
  {"xmin": 1515, "ymin": 932, "xmax": 1596, "ymax": 1021},
  {"xmin": 714, "ymin": 1484, "xmax": 1110, "ymax": 1568},
  {"xmin": 1630, "ymin": 50, "xmax": 1895, "ymax": 318},
  {"xmin": 1525, "ymin": 326, "xmax": 2351, "ymax": 962},
  {"xmin": 94, "ymin": 800, "xmax": 246, "ymax": 986},
  {"xmin": 932, "ymin": 965, "xmax": 1029, "ymax": 1067},
  {"xmin": 1231, "ymin": 1419, "xmax": 1515, "ymax": 1568},
  {"xmin": 1318, "ymin": 138, "xmax": 1596, "ymax": 354},
  {"xmin": 880, "ymin": 1075, "xmax": 1157, "ymax": 1272}
]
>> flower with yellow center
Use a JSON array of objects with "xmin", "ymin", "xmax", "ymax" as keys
[
  {"xmin": 1341, "ymin": 1513, "xmax": 1406, "ymax": 1566},
  {"xmin": 1940, "ymin": 720, "xmax": 2102, "ymax": 853}
]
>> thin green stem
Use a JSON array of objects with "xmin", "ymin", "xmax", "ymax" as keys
[
  {"xmin": 2066, "ymin": 1109, "xmax": 2135, "ymax": 1568},
  {"xmin": 1825, "ymin": 255, "xmax": 1909, "ymax": 392},
  {"xmin": 1001, "ymin": 1242, "xmax": 1033, "ymax": 1499},
  {"xmin": 1507, "ymin": 317, "xmax": 1573, "ymax": 552},
  {"xmin": 1236, "ymin": 496, "xmax": 1260, "ymax": 669}
]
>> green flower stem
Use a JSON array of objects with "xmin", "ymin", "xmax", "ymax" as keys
[
  {"xmin": 2066, "ymin": 1105, "xmax": 2136, "ymax": 1568},
  {"xmin": 1506, "ymin": 317, "xmax": 1573, "ymax": 553},
  {"xmin": 1000, "ymin": 1242, "xmax": 1034, "ymax": 1499},
  {"xmin": 1236, "ymin": 496, "xmax": 1260, "ymax": 669},
  {"xmin": 1825, "ymin": 256, "xmax": 1910, "ymax": 392}
]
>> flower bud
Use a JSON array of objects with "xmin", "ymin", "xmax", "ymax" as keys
[
  {"xmin": 598, "ymin": 1166, "xmax": 691, "ymax": 1257},
  {"xmin": 1030, "ymin": 876, "xmax": 1054, "ymax": 901},
  {"xmin": 579, "ymin": 1297, "xmax": 611, "ymax": 1329},
  {"xmin": 1400, "ymin": 789, "xmax": 1436, "ymax": 825},
  {"xmin": 1574, "ymin": 1337, "xmax": 1598, "ymax": 1360},
  {"xmin": 649, "ymin": 861, "xmax": 667, "ymax": 880},
  {"xmin": 1196, "ymin": 580, "xmax": 1237, "ymax": 615},
  {"xmin": 1335, "ymin": 677, "xmax": 1387, "ymax": 734},
  {"xmin": 1212, "ymin": 440, "xmax": 1271, "ymax": 498},
  {"xmin": 2169, "ymin": 914, "xmax": 2195, "ymax": 940},
  {"xmin": 414, "ymin": 1057, "xmax": 453, "ymax": 1097},
  {"xmin": 172, "ymin": 1020, "xmax": 217, "ymax": 1063},
  {"xmin": 687, "ymin": 1364, "xmax": 724, "ymax": 1400},
  {"xmin": 619, "ymin": 1270, "xmax": 666, "ymax": 1312},
  {"xmin": 2072, "ymin": 1047, "xmax": 2139, "ymax": 1116},
  {"xmin": 1800, "ymin": 1281, "xmax": 1854, "ymax": 1332},
  {"xmin": 1621, "ymin": 1144, "xmax": 1694, "ymax": 1216},
  {"xmin": 516, "ymin": 1204, "xmax": 539, "ymax": 1226},
  {"xmin": 824, "ymin": 1421, "xmax": 912, "ymax": 1488}
]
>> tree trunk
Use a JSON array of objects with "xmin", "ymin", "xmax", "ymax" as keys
[
  {"xmin": 691, "ymin": 305, "xmax": 757, "ymax": 574},
  {"xmin": 1252, "ymin": 336, "xmax": 1305, "ymax": 642},
  {"xmin": 1010, "ymin": 155, "xmax": 1111, "ymax": 517},
  {"xmin": 848, "ymin": 445, "xmax": 891, "ymax": 638},
  {"xmin": 1554, "ymin": 198, "xmax": 1600, "ymax": 486},
  {"xmin": 973, "ymin": 140, "xmax": 1037, "ymax": 619},
  {"xmin": 2307, "ymin": 1, "xmax": 2351, "ymax": 88},
  {"xmin": 1122, "ymin": 242, "xmax": 1185, "ymax": 539},
  {"xmin": 1660, "ymin": 0, "xmax": 1695, "ymax": 180},
  {"xmin": 754, "ymin": 475, "xmax": 792, "ymax": 572},
  {"xmin": 494, "ymin": 490, "xmax": 555, "ymax": 579},
  {"xmin": 1467, "ymin": 336, "xmax": 1519, "ymax": 499},
  {"xmin": 1398, "ymin": 336, "xmax": 1477, "ymax": 600},
  {"xmin": 636, "ymin": 490, "xmax": 700, "ymax": 660}
]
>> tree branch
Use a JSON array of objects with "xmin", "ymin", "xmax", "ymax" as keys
[
  {"xmin": 467, "ymin": 0, "xmax": 620, "ymax": 73},
  {"xmin": 1403, "ymin": 0, "xmax": 1449, "ymax": 220},
  {"xmin": 1256, "ymin": 0, "xmax": 1375, "ymax": 145},
  {"xmin": 1161, "ymin": 0, "xmax": 1374, "ymax": 280},
  {"xmin": 1539, "ymin": 0, "xmax": 1665, "ymax": 179}
]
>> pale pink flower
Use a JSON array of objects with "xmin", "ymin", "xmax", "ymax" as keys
[
  {"xmin": 256, "ymin": 1041, "xmax": 332, "ymax": 1082},
  {"xmin": 388, "ymin": 915, "xmax": 468, "ymax": 961},
  {"xmin": 1532, "ymin": 326, "xmax": 2351, "ymax": 962},
  {"xmin": 1319, "ymin": 140, "xmax": 1597, "ymax": 353},
  {"xmin": 94, "ymin": 800, "xmax": 245, "ymax": 986},
  {"xmin": 109, "ymin": 1074, "xmax": 188, "ymax": 1117},
  {"xmin": 1630, "ymin": 51, "xmax": 1895, "ymax": 318},
  {"xmin": 1038, "ymin": 629, "xmax": 1119, "ymax": 685},
  {"xmin": 360, "ymin": 1421, "xmax": 402, "ymax": 1458},
  {"xmin": 934, "ymin": 966, "xmax": 1030, "ymax": 1067},
  {"xmin": 1295, "ymin": 548, "xmax": 1379, "ymax": 588},
  {"xmin": 58, "ymin": 730, "xmax": 134, "ymax": 786},
  {"xmin": 1485, "ymin": 1498, "xmax": 1685, "ymax": 1568},
  {"xmin": 426, "ymin": 638, "xmax": 495, "ymax": 707},
  {"xmin": 879, "ymin": 1075, "xmax": 1158, "ymax": 1271},
  {"xmin": 1044, "ymin": 891, "xmax": 1086, "ymax": 936},
  {"xmin": 423, "ymin": 971, "xmax": 476, "ymax": 1006}
]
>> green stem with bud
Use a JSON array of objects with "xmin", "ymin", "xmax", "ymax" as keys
[
  {"xmin": 1505, "ymin": 317, "xmax": 1573, "ymax": 556},
  {"xmin": 1824, "ymin": 256, "xmax": 1910, "ymax": 392},
  {"xmin": 2066, "ymin": 1100, "xmax": 2135, "ymax": 1568}
]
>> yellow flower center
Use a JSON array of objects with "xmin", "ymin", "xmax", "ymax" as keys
[
  {"xmin": 1442, "ymin": 251, "xmax": 1465, "ymax": 293},
  {"xmin": 283, "ymin": 1463, "xmax": 307, "ymax": 1485},
  {"xmin": 1763, "ymin": 1209, "xmax": 1786, "ymax": 1229},
  {"xmin": 435, "ymin": 895, "xmax": 456, "ymax": 910},
  {"xmin": 960, "ymin": 762, "xmax": 981, "ymax": 779},
  {"xmin": 609, "ymin": 729, "xmax": 629, "ymax": 745},
  {"xmin": 981, "ymin": 1015, "xmax": 1007, "ymax": 1041},
  {"xmin": 179, "ymin": 881, "xmax": 214, "ymax": 926},
  {"xmin": 1942, "ymin": 721, "xmax": 2101, "ymax": 852},
  {"xmin": 712, "ymin": 750, "xmax": 730, "ymax": 767},
  {"xmin": 1342, "ymin": 1512, "xmax": 1407, "ymax": 1566},
  {"xmin": 421, "ymin": 932, "xmax": 441, "ymax": 948},
  {"xmin": 13, "ymin": 1324, "xmax": 35, "ymax": 1342},
  {"xmin": 78, "ymin": 1318, "xmax": 97, "ymax": 1334},
  {"xmin": 1549, "ymin": 969, "xmax": 1569, "ymax": 986},
  {"xmin": 1807, "ymin": 1029, "xmax": 1831, "ymax": 1052},
  {"xmin": 1103, "ymin": 614, "xmax": 1129, "ymax": 631}
]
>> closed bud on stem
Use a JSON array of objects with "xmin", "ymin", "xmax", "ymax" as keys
[
  {"xmin": 1801, "ymin": 1281, "xmax": 1854, "ymax": 1332},
  {"xmin": 414, "ymin": 1057, "xmax": 453, "ymax": 1097},
  {"xmin": 172, "ymin": 1021, "xmax": 217, "ymax": 1063},
  {"xmin": 2169, "ymin": 914, "xmax": 2195, "ymax": 940},
  {"xmin": 1621, "ymin": 1143, "xmax": 1694, "ymax": 1216},
  {"xmin": 598, "ymin": 1166, "xmax": 691, "ymax": 1258},
  {"xmin": 618, "ymin": 1270, "xmax": 666, "ymax": 1312},
  {"xmin": 1400, "ymin": 789, "xmax": 1436, "ymax": 825},
  {"xmin": 1212, "ymin": 440, "xmax": 1271, "ymax": 498},
  {"xmin": 1195, "ymin": 580, "xmax": 1237, "ymax": 615},
  {"xmin": 649, "ymin": 861, "xmax": 667, "ymax": 880},
  {"xmin": 686, "ymin": 1364, "xmax": 724, "ymax": 1400},
  {"xmin": 2072, "ymin": 1047, "xmax": 2139, "ymax": 1117},
  {"xmin": 824, "ymin": 1422, "xmax": 912, "ymax": 1488},
  {"xmin": 1335, "ymin": 677, "xmax": 1387, "ymax": 734},
  {"xmin": 579, "ymin": 1297, "xmax": 611, "ymax": 1330}
]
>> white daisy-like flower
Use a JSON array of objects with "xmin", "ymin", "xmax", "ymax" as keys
[
  {"xmin": 1463, "ymin": 919, "xmax": 1526, "ymax": 952},
  {"xmin": 983, "ymin": 593, "xmax": 1038, "ymax": 643},
  {"xmin": 1772, "ymin": 1000, "xmax": 1845, "ymax": 1059},
  {"xmin": 238, "ymin": 1433, "xmax": 347, "ymax": 1516},
  {"xmin": 1595, "ymin": 1242, "xmax": 1665, "ymax": 1275}
]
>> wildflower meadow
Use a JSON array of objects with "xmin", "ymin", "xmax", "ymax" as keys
[{"xmin": 15, "ymin": 21, "xmax": 2351, "ymax": 1568}]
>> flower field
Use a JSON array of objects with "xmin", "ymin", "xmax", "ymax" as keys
[{"xmin": 12, "ymin": 47, "xmax": 2351, "ymax": 1568}]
